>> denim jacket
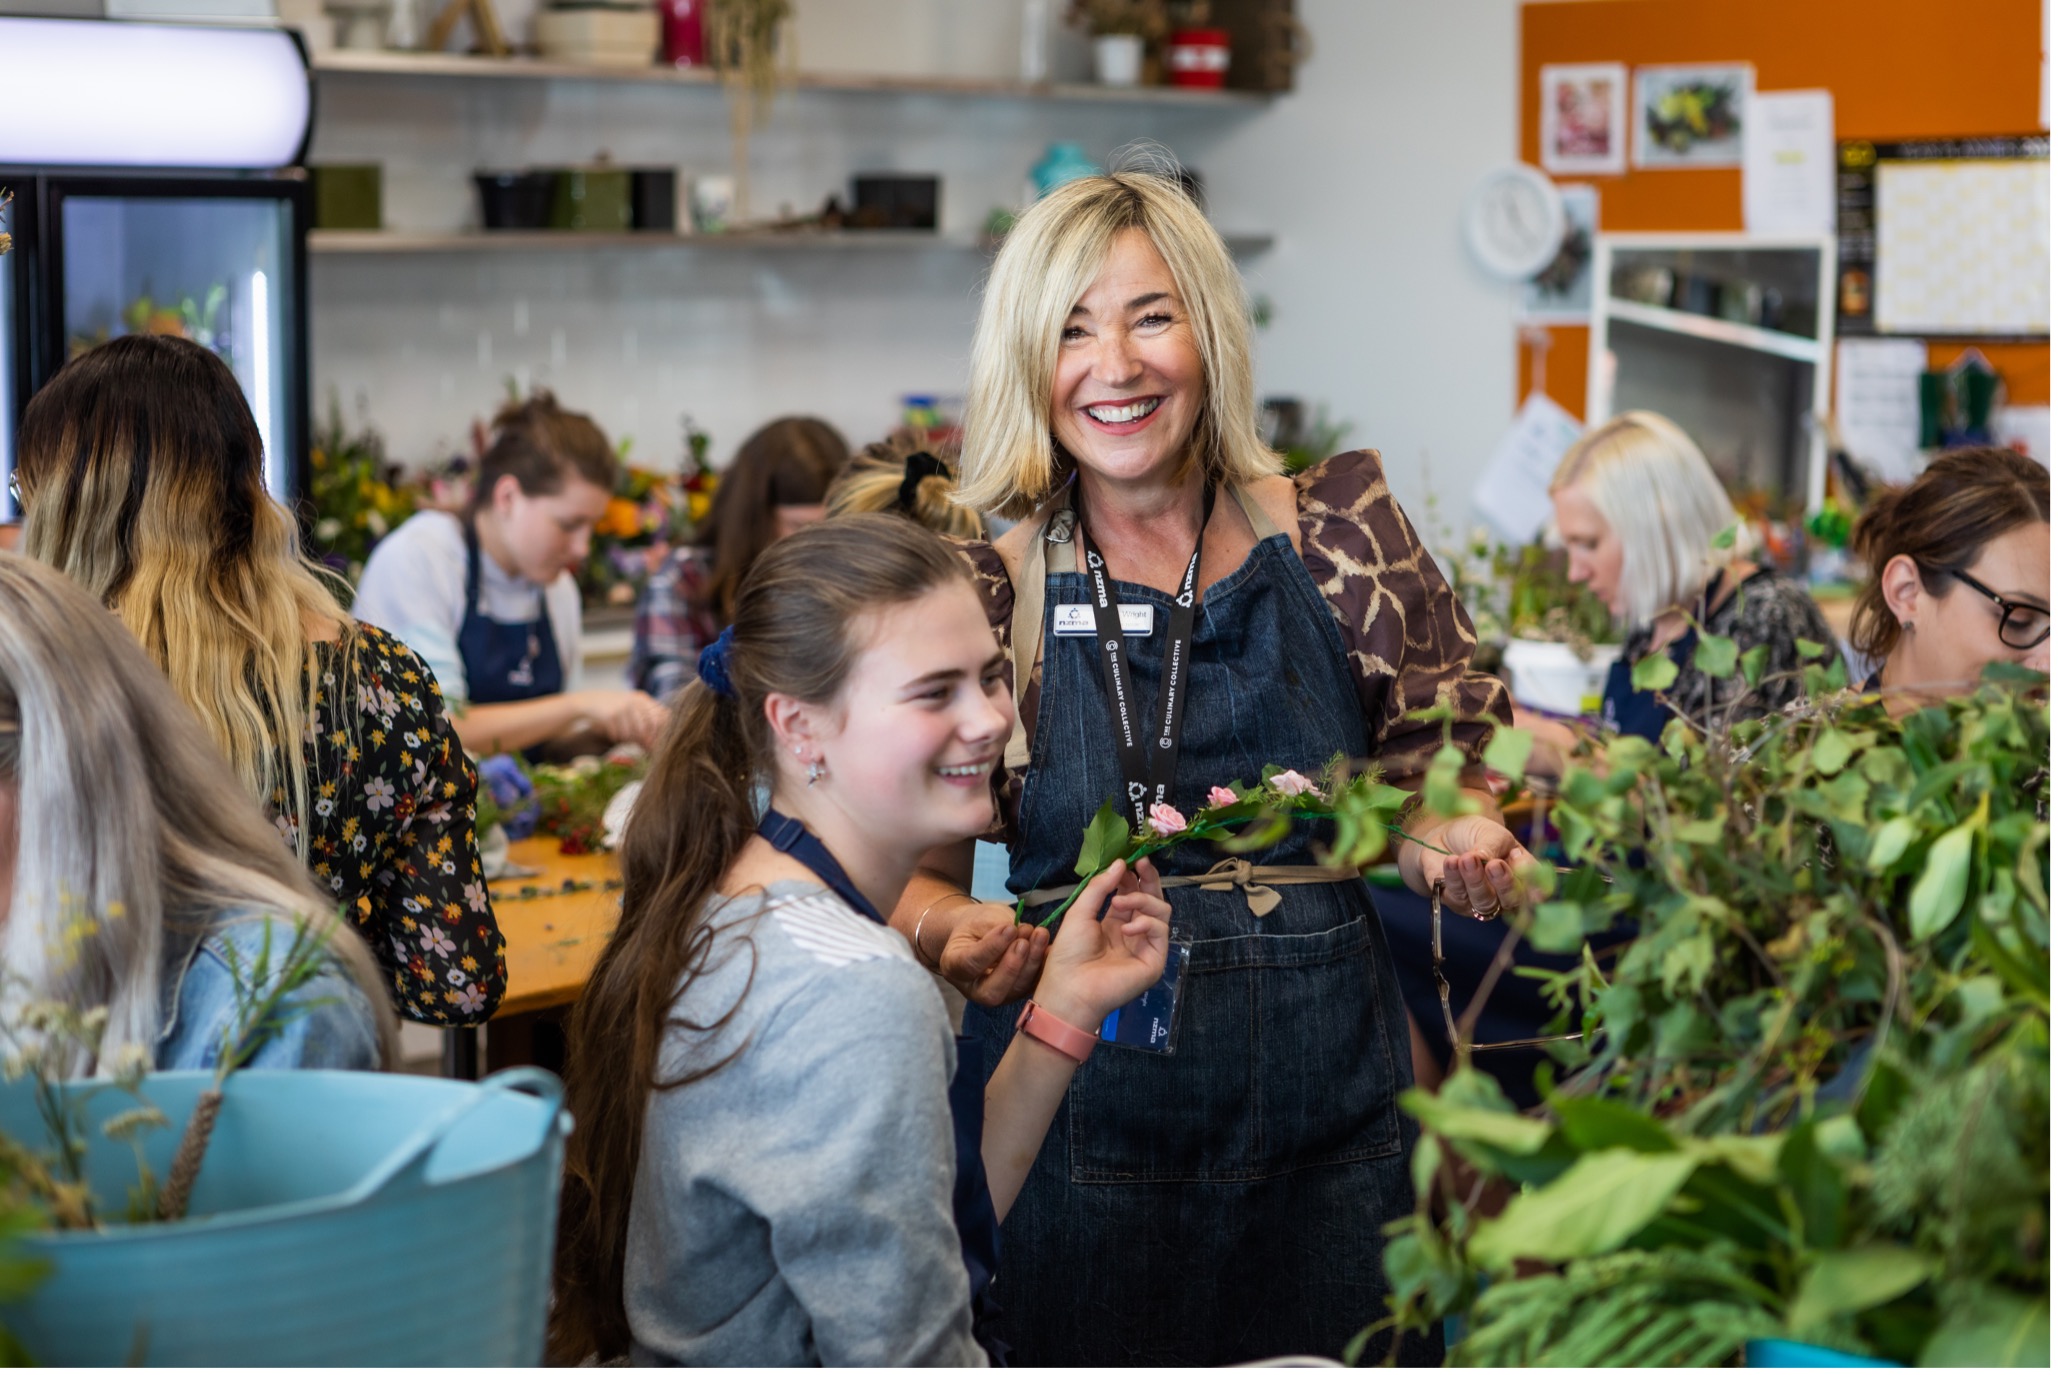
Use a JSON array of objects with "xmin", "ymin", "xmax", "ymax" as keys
[{"xmin": 155, "ymin": 910, "xmax": 382, "ymax": 1072}]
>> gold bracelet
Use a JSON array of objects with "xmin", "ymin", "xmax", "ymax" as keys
[{"xmin": 911, "ymin": 891, "xmax": 971, "ymax": 971}]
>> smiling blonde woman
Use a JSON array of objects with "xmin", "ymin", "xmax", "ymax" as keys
[{"xmin": 893, "ymin": 168, "xmax": 1524, "ymax": 1366}]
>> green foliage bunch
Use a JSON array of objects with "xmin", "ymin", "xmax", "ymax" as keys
[{"xmin": 1364, "ymin": 665, "xmax": 2050, "ymax": 1367}]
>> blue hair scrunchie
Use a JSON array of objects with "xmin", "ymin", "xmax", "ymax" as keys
[{"xmin": 698, "ymin": 624, "xmax": 737, "ymax": 700}]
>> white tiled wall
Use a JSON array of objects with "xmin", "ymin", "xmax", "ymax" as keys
[{"xmin": 308, "ymin": 0, "xmax": 1525, "ymax": 528}]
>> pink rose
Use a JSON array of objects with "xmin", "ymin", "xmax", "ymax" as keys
[
  {"xmin": 1147, "ymin": 803, "xmax": 1189, "ymax": 837},
  {"xmin": 1270, "ymin": 769, "xmax": 1319, "ymax": 798},
  {"xmin": 1206, "ymin": 786, "xmax": 1239, "ymax": 809}
]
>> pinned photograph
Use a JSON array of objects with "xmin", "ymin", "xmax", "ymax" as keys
[
  {"xmin": 1634, "ymin": 63, "xmax": 1754, "ymax": 168},
  {"xmin": 1541, "ymin": 63, "xmax": 1627, "ymax": 175},
  {"xmin": 1521, "ymin": 184, "xmax": 1600, "ymax": 324}
]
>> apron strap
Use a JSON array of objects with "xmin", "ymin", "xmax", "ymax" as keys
[
  {"xmin": 1015, "ymin": 858, "xmax": 1361, "ymax": 918},
  {"xmin": 1003, "ymin": 493, "xmax": 1077, "ymax": 773},
  {"xmin": 1230, "ymin": 482, "xmax": 1281, "ymax": 542}
]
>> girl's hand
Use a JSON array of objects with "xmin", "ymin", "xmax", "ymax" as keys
[
  {"xmin": 1033, "ymin": 858, "xmax": 1171, "ymax": 1029},
  {"xmin": 1408, "ymin": 814, "xmax": 1543, "ymax": 918},
  {"xmin": 937, "ymin": 904, "xmax": 1048, "ymax": 1006},
  {"xmin": 582, "ymin": 689, "xmax": 670, "ymax": 749}
]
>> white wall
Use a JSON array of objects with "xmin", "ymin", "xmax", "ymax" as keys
[{"xmin": 307, "ymin": 0, "xmax": 1521, "ymax": 526}]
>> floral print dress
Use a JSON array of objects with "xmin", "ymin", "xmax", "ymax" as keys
[{"xmin": 272, "ymin": 624, "xmax": 506, "ymax": 1025}]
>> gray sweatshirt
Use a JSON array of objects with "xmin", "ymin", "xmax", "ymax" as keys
[{"xmin": 625, "ymin": 880, "xmax": 987, "ymax": 1367}]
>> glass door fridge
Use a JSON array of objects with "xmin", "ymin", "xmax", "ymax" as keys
[{"xmin": 0, "ymin": 171, "xmax": 310, "ymax": 513}]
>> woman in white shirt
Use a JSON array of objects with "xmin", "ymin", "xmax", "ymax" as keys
[{"xmin": 354, "ymin": 391, "xmax": 668, "ymax": 755}]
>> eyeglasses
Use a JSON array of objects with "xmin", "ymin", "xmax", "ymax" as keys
[
  {"xmin": 1430, "ymin": 879, "xmax": 1585, "ymax": 1055},
  {"xmin": 1949, "ymin": 568, "xmax": 2051, "ymax": 650}
]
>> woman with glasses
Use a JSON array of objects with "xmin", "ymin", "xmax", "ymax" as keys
[{"xmin": 1850, "ymin": 446, "xmax": 2050, "ymax": 706}]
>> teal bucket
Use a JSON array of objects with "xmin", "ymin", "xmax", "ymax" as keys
[
  {"xmin": 0, "ymin": 1067, "xmax": 567, "ymax": 1365},
  {"xmin": 1746, "ymin": 1337, "xmax": 1902, "ymax": 1367}
]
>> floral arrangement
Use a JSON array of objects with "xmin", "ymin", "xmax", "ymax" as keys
[
  {"xmin": 475, "ymin": 755, "xmax": 650, "ymax": 856},
  {"xmin": 1028, "ymin": 753, "xmax": 1436, "ymax": 927},
  {"xmin": 577, "ymin": 418, "xmax": 716, "ymax": 609},
  {"xmin": 306, "ymin": 399, "xmax": 421, "ymax": 586},
  {"xmin": 1361, "ymin": 661, "xmax": 2050, "ymax": 1367},
  {"xmin": 1437, "ymin": 525, "xmax": 1616, "ymax": 661}
]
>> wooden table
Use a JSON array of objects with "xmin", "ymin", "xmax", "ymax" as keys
[{"xmin": 443, "ymin": 837, "xmax": 623, "ymax": 1078}]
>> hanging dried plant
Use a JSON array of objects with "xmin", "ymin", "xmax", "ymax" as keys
[{"xmin": 703, "ymin": 0, "xmax": 792, "ymax": 224}]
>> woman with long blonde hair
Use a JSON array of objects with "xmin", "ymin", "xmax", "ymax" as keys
[
  {"xmin": 16, "ymin": 335, "xmax": 501, "ymax": 1026},
  {"xmin": 0, "ymin": 553, "xmax": 393, "ymax": 1076}
]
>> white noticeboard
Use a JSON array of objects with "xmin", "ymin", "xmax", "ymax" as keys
[
  {"xmin": 1874, "ymin": 159, "xmax": 2051, "ymax": 334},
  {"xmin": 1473, "ymin": 392, "xmax": 1584, "ymax": 545},
  {"xmin": 1743, "ymin": 90, "xmax": 1835, "ymax": 235},
  {"xmin": 1835, "ymin": 339, "xmax": 1928, "ymax": 484}
]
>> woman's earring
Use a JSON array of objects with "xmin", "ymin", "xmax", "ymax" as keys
[{"xmin": 807, "ymin": 760, "xmax": 825, "ymax": 787}]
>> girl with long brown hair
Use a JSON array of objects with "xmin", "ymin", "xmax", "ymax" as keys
[
  {"xmin": 551, "ymin": 515, "xmax": 1168, "ymax": 1366},
  {"xmin": 629, "ymin": 416, "xmax": 847, "ymax": 701},
  {"xmin": 16, "ymin": 335, "xmax": 500, "ymax": 1027}
]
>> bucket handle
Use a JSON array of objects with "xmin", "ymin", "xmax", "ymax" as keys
[{"xmin": 345, "ymin": 1066, "xmax": 566, "ymax": 1203}]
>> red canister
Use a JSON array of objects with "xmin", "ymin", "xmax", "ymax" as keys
[
  {"xmin": 1166, "ymin": 27, "xmax": 1230, "ymax": 87},
  {"xmin": 660, "ymin": 0, "xmax": 705, "ymax": 66}
]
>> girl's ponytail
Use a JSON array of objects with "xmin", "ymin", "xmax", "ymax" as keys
[
  {"xmin": 552, "ymin": 678, "xmax": 757, "ymax": 1365},
  {"xmin": 548, "ymin": 514, "xmax": 973, "ymax": 1364}
]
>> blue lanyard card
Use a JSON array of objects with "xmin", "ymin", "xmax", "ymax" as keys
[{"xmin": 1098, "ymin": 931, "xmax": 1192, "ymax": 1054}]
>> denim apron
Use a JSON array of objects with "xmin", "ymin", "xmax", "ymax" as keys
[
  {"xmin": 964, "ymin": 488, "xmax": 1437, "ymax": 1366},
  {"xmin": 458, "ymin": 519, "xmax": 564, "ymax": 704}
]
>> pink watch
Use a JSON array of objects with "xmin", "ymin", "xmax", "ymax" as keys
[{"xmin": 1015, "ymin": 1000, "xmax": 1099, "ymax": 1064}]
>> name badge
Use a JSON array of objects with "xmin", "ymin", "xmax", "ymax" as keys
[{"xmin": 1053, "ymin": 603, "xmax": 1155, "ymax": 636}]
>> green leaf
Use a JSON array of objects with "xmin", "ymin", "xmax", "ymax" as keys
[
  {"xmin": 1909, "ymin": 815, "xmax": 1976, "ymax": 939},
  {"xmin": 1529, "ymin": 901, "xmax": 1586, "ymax": 953},
  {"xmin": 1483, "ymin": 725, "xmax": 1535, "ymax": 782},
  {"xmin": 1467, "ymin": 1149, "xmax": 1698, "ymax": 1270},
  {"xmin": 1550, "ymin": 1096, "xmax": 1675, "ymax": 1154},
  {"xmin": 1740, "ymin": 643, "xmax": 1770, "ymax": 687},
  {"xmin": 1919, "ymin": 1285, "xmax": 2048, "ymax": 1367},
  {"xmin": 1631, "ymin": 650, "xmax": 1680, "ymax": 693},
  {"xmin": 1778, "ymin": 1120, "xmax": 1848, "ymax": 1249},
  {"xmin": 1693, "ymin": 633, "xmax": 1739, "ymax": 678},
  {"xmin": 1795, "ymin": 637, "xmax": 1828, "ymax": 662},
  {"xmin": 1402, "ymin": 1089, "xmax": 1554, "ymax": 1155},
  {"xmin": 1672, "ymin": 817, "xmax": 1724, "ymax": 845},
  {"xmin": 1073, "ymin": 800, "xmax": 1130, "ymax": 879},
  {"xmin": 1712, "ymin": 522, "xmax": 1738, "ymax": 549},
  {"xmin": 1810, "ymin": 728, "xmax": 1858, "ymax": 775},
  {"xmin": 1789, "ymin": 1245, "xmax": 1934, "ymax": 1333},
  {"xmin": 1868, "ymin": 815, "xmax": 1919, "ymax": 871}
]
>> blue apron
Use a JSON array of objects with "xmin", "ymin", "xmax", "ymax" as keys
[
  {"xmin": 755, "ymin": 809, "xmax": 1006, "ymax": 1362},
  {"xmin": 964, "ymin": 493, "xmax": 1436, "ymax": 1365},
  {"xmin": 1600, "ymin": 629, "xmax": 1697, "ymax": 742},
  {"xmin": 458, "ymin": 519, "xmax": 564, "ymax": 704}
]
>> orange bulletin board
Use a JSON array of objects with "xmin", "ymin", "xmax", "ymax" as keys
[{"xmin": 1520, "ymin": 0, "xmax": 2048, "ymax": 420}]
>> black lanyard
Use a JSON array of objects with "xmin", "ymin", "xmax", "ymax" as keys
[
  {"xmin": 757, "ymin": 808, "xmax": 886, "ymax": 926},
  {"xmin": 1072, "ymin": 483, "xmax": 1215, "ymax": 830}
]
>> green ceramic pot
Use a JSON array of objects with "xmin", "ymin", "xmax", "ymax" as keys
[{"xmin": 551, "ymin": 167, "xmax": 633, "ymax": 232}]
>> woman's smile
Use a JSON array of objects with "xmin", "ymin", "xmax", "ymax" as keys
[{"xmin": 1080, "ymin": 395, "xmax": 1166, "ymax": 434}]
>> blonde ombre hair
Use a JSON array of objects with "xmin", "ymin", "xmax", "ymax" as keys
[
  {"xmin": 958, "ymin": 168, "xmax": 1281, "ymax": 519},
  {"xmin": 826, "ymin": 428, "xmax": 985, "ymax": 539},
  {"xmin": 17, "ymin": 335, "xmax": 352, "ymax": 858},
  {"xmin": 1550, "ymin": 411, "xmax": 1742, "ymax": 631},
  {"xmin": 0, "ymin": 554, "xmax": 395, "ymax": 1077}
]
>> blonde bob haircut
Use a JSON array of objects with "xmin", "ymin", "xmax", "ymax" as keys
[
  {"xmin": 957, "ymin": 168, "xmax": 1281, "ymax": 519},
  {"xmin": 1550, "ymin": 411, "xmax": 1741, "ymax": 632}
]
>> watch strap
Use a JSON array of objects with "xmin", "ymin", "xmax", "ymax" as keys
[{"xmin": 1015, "ymin": 999, "xmax": 1099, "ymax": 1064}]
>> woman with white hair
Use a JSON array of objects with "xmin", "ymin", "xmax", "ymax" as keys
[
  {"xmin": 0, "ymin": 553, "xmax": 394, "ymax": 1077},
  {"xmin": 1550, "ymin": 410, "xmax": 1833, "ymax": 740},
  {"xmin": 890, "ymin": 169, "xmax": 1527, "ymax": 1365}
]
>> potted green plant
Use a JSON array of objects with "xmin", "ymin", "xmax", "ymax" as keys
[
  {"xmin": 703, "ymin": 0, "xmax": 792, "ymax": 221},
  {"xmin": 1068, "ymin": 0, "xmax": 1163, "ymax": 86},
  {"xmin": 1359, "ymin": 663, "xmax": 2050, "ymax": 1368}
]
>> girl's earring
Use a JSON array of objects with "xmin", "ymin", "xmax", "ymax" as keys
[{"xmin": 807, "ymin": 761, "xmax": 825, "ymax": 787}]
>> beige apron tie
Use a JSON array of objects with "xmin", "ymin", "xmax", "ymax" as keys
[{"xmin": 1016, "ymin": 858, "xmax": 1361, "ymax": 919}]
